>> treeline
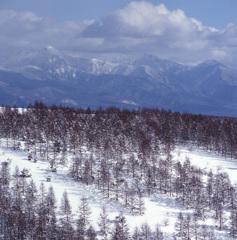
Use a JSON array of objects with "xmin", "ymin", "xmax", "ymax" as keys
[{"xmin": 1, "ymin": 102, "xmax": 237, "ymax": 159}]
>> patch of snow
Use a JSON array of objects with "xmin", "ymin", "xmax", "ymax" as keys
[
  {"xmin": 46, "ymin": 46, "xmax": 63, "ymax": 56},
  {"xmin": 0, "ymin": 81, "xmax": 8, "ymax": 86},
  {"xmin": 121, "ymin": 100, "xmax": 138, "ymax": 106},
  {"xmin": 55, "ymin": 67, "xmax": 65, "ymax": 75},
  {"xmin": 61, "ymin": 99, "xmax": 78, "ymax": 106},
  {"xmin": 0, "ymin": 67, "xmax": 11, "ymax": 71},
  {"xmin": 120, "ymin": 65, "xmax": 134, "ymax": 75},
  {"xmin": 90, "ymin": 58, "xmax": 118, "ymax": 75},
  {"xmin": 26, "ymin": 65, "xmax": 42, "ymax": 70},
  {"xmin": 174, "ymin": 145, "xmax": 237, "ymax": 185}
]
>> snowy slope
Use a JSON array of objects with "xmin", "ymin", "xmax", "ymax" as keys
[
  {"xmin": 0, "ymin": 140, "xmax": 233, "ymax": 239},
  {"xmin": 174, "ymin": 146, "xmax": 237, "ymax": 185}
]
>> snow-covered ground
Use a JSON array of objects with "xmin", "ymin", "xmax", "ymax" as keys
[
  {"xmin": 0, "ymin": 143, "xmax": 234, "ymax": 239},
  {"xmin": 174, "ymin": 146, "xmax": 237, "ymax": 185}
]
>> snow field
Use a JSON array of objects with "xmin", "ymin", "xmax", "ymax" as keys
[{"xmin": 0, "ymin": 142, "xmax": 234, "ymax": 239}]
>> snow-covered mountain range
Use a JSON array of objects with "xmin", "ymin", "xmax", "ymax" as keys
[{"xmin": 1, "ymin": 46, "xmax": 237, "ymax": 116}]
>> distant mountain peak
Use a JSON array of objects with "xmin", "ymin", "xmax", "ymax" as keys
[
  {"xmin": 44, "ymin": 46, "xmax": 63, "ymax": 57},
  {"xmin": 198, "ymin": 60, "xmax": 225, "ymax": 68},
  {"xmin": 2, "ymin": 47, "xmax": 237, "ymax": 117}
]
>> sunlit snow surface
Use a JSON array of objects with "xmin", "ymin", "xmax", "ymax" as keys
[
  {"xmin": 0, "ymin": 142, "xmax": 232, "ymax": 239},
  {"xmin": 175, "ymin": 146, "xmax": 237, "ymax": 185}
]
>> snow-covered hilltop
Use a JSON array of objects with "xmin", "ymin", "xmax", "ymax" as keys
[{"xmin": 0, "ymin": 105, "xmax": 236, "ymax": 239}]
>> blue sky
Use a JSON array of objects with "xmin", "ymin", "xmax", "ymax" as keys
[
  {"xmin": 1, "ymin": 0, "xmax": 236, "ymax": 29},
  {"xmin": 1, "ymin": 0, "xmax": 237, "ymax": 67}
]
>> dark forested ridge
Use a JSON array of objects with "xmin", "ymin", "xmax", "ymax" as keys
[
  {"xmin": 1, "ymin": 102, "xmax": 237, "ymax": 239},
  {"xmin": 2, "ymin": 102, "xmax": 235, "ymax": 159}
]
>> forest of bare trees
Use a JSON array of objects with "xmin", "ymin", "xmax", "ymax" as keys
[{"xmin": 0, "ymin": 102, "xmax": 237, "ymax": 239}]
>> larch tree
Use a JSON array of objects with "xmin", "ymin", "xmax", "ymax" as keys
[{"xmin": 98, "ymin": 205, "xmax": 110, "ymax": 240}]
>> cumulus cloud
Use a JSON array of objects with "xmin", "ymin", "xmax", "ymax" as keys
[
  {"xmin": 0, "ymin": 9, "xmax": 92, "ymax": 52},
  {"xmin": 1, "ymin": 2, "xmax": 237, "ymax": 67},
  {"xmin": 78, "ymin": 1, "xmax": 237, "ymax": 66}
]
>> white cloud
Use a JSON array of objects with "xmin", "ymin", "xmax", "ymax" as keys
[
  {"xmin": 0, "ymin": 9, "xmax": 91, "ymax": 51},
  {"xmin": 1, "ymin": 2, "xmax": 237, "ymax": 68},
  {"xmin": 78, "ymin": 1, "xmax": 222, "ymax": 63}
]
